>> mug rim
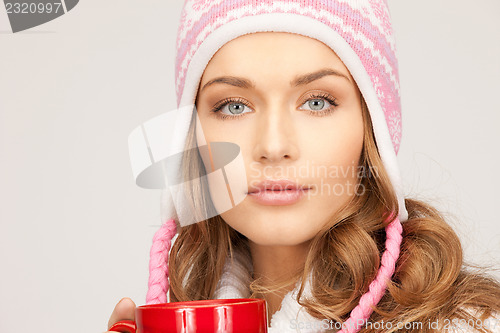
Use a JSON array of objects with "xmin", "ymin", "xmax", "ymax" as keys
[{"xmin": 137, "ymin": 298, "xmax": 265, "ymax": 310}]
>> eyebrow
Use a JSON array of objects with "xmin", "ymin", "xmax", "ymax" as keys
[{"xmin": 199, "ymin": 68, "xmax": 352, "ymax": 93}]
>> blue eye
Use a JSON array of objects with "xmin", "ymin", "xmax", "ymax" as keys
[
  {"xmin": 210, "ymin": 97, "xmax": 253, "ymax": 120},
  {"xmin": 299, "ymin": 92, "xmax": 339, "ymax": 117},
  {"xmin": 210, "ymin": 92, "xmax": 339, "ymax": 120}
]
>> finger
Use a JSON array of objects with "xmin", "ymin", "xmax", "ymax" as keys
[{"xmin": 107, "ymin": 297, "xmax": 136, "ymax": 330}]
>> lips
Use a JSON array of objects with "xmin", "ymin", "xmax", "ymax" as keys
[
  {"xmin": 246, "ymin": 179, "xmax": 311, "ymax": 206},
  {"xmin": 247, "ymin": 179, "xmax": 311, "ymax": 194}
]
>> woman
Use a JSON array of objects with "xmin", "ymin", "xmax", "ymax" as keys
[{"xmin": 106, "ymin": 0, "xmax": 500, "ymax": 332}]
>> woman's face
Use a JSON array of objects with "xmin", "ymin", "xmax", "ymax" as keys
[{"xmin": 195, "ymin": 32, "xmax": 364, "ymax": 246}]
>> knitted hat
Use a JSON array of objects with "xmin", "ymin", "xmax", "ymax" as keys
[{"xmin": 139, "ymin": 0, "xmax": 407, "ymax": 332}]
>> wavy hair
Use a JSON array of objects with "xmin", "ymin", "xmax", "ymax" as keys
[{"xmin": 166, "ymin": 96, "xmax": 500, "ymax": 332}]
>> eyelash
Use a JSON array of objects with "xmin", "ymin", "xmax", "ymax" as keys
[{"xmin": 209, "ymin": 92, "xmax": 339, "ymax": 120}]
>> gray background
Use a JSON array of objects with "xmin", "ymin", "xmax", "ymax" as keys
[{"xmin": 0, "ymin": 0, "xmax": 499, "ymax": 332}]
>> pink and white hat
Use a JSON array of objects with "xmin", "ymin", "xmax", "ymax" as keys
[{"xmin": 141, "ymin": 0, "xmax": 407, "ymax": 331}]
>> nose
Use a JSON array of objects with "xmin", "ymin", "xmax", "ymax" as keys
[{"xmin": 252, "ymin": 103, "xmax": 299, "ymax": 164}]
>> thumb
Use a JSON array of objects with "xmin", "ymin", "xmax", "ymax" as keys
[{"xmin": 107, "ymin": 297, "xmax": 136, "ymax": 330}]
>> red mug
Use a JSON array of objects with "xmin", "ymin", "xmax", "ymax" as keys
[{"xmin": 109, "ymin": 298, "xmax": 268, "ymax": 333}]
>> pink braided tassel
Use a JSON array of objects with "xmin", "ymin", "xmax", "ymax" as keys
[
  {"xmin": 338, "ymin": 212, "xmax": 403, "ymax": 333},
  {"xmin": 146, "ymin": 218, "xmax": 178, "ymax": 305}
]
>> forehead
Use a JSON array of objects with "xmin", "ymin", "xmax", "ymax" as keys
[{"xmin": 200, "ymin": 32, "xmax": 353, "ymax": 84}]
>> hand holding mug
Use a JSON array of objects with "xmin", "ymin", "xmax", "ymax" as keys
[
  {"xmin": 108, "ymin": 298, "xmax": 268, "ymax": 333},
  {"xmin": 105, "ymin": 297, "xmax": 136, "ymax": 333}
]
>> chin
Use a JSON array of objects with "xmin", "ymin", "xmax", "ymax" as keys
[
  {"xmin": 221, "ymin": 206, "xmax": 319, "ymax": 245},
  {"xmin": 244, "ymin": 226, "xmax": 314, "ymax": 246}
]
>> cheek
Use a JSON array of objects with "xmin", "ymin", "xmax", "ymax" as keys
[
  {"xmin": 302, "ymin": 114, "xmax": 365, "ymax": 206},
  {"xmin": 196, "ymin": 112, "xmax": 243, "ymax": 146},
  {"xmin": 195, "ymin": 116, "xmax": 253, "ymax": 222},
  {"xmin": 305, "ymin": 113, "xmax": 364, "ymax": 167},
  {"xmin": 196, "ymin": 116, "xmax": 252, "ymax": 172}
]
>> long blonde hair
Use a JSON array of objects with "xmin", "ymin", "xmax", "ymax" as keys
[{"xmin": 167, "ymin": 96, "xmax": 500, "ymax": 332}]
